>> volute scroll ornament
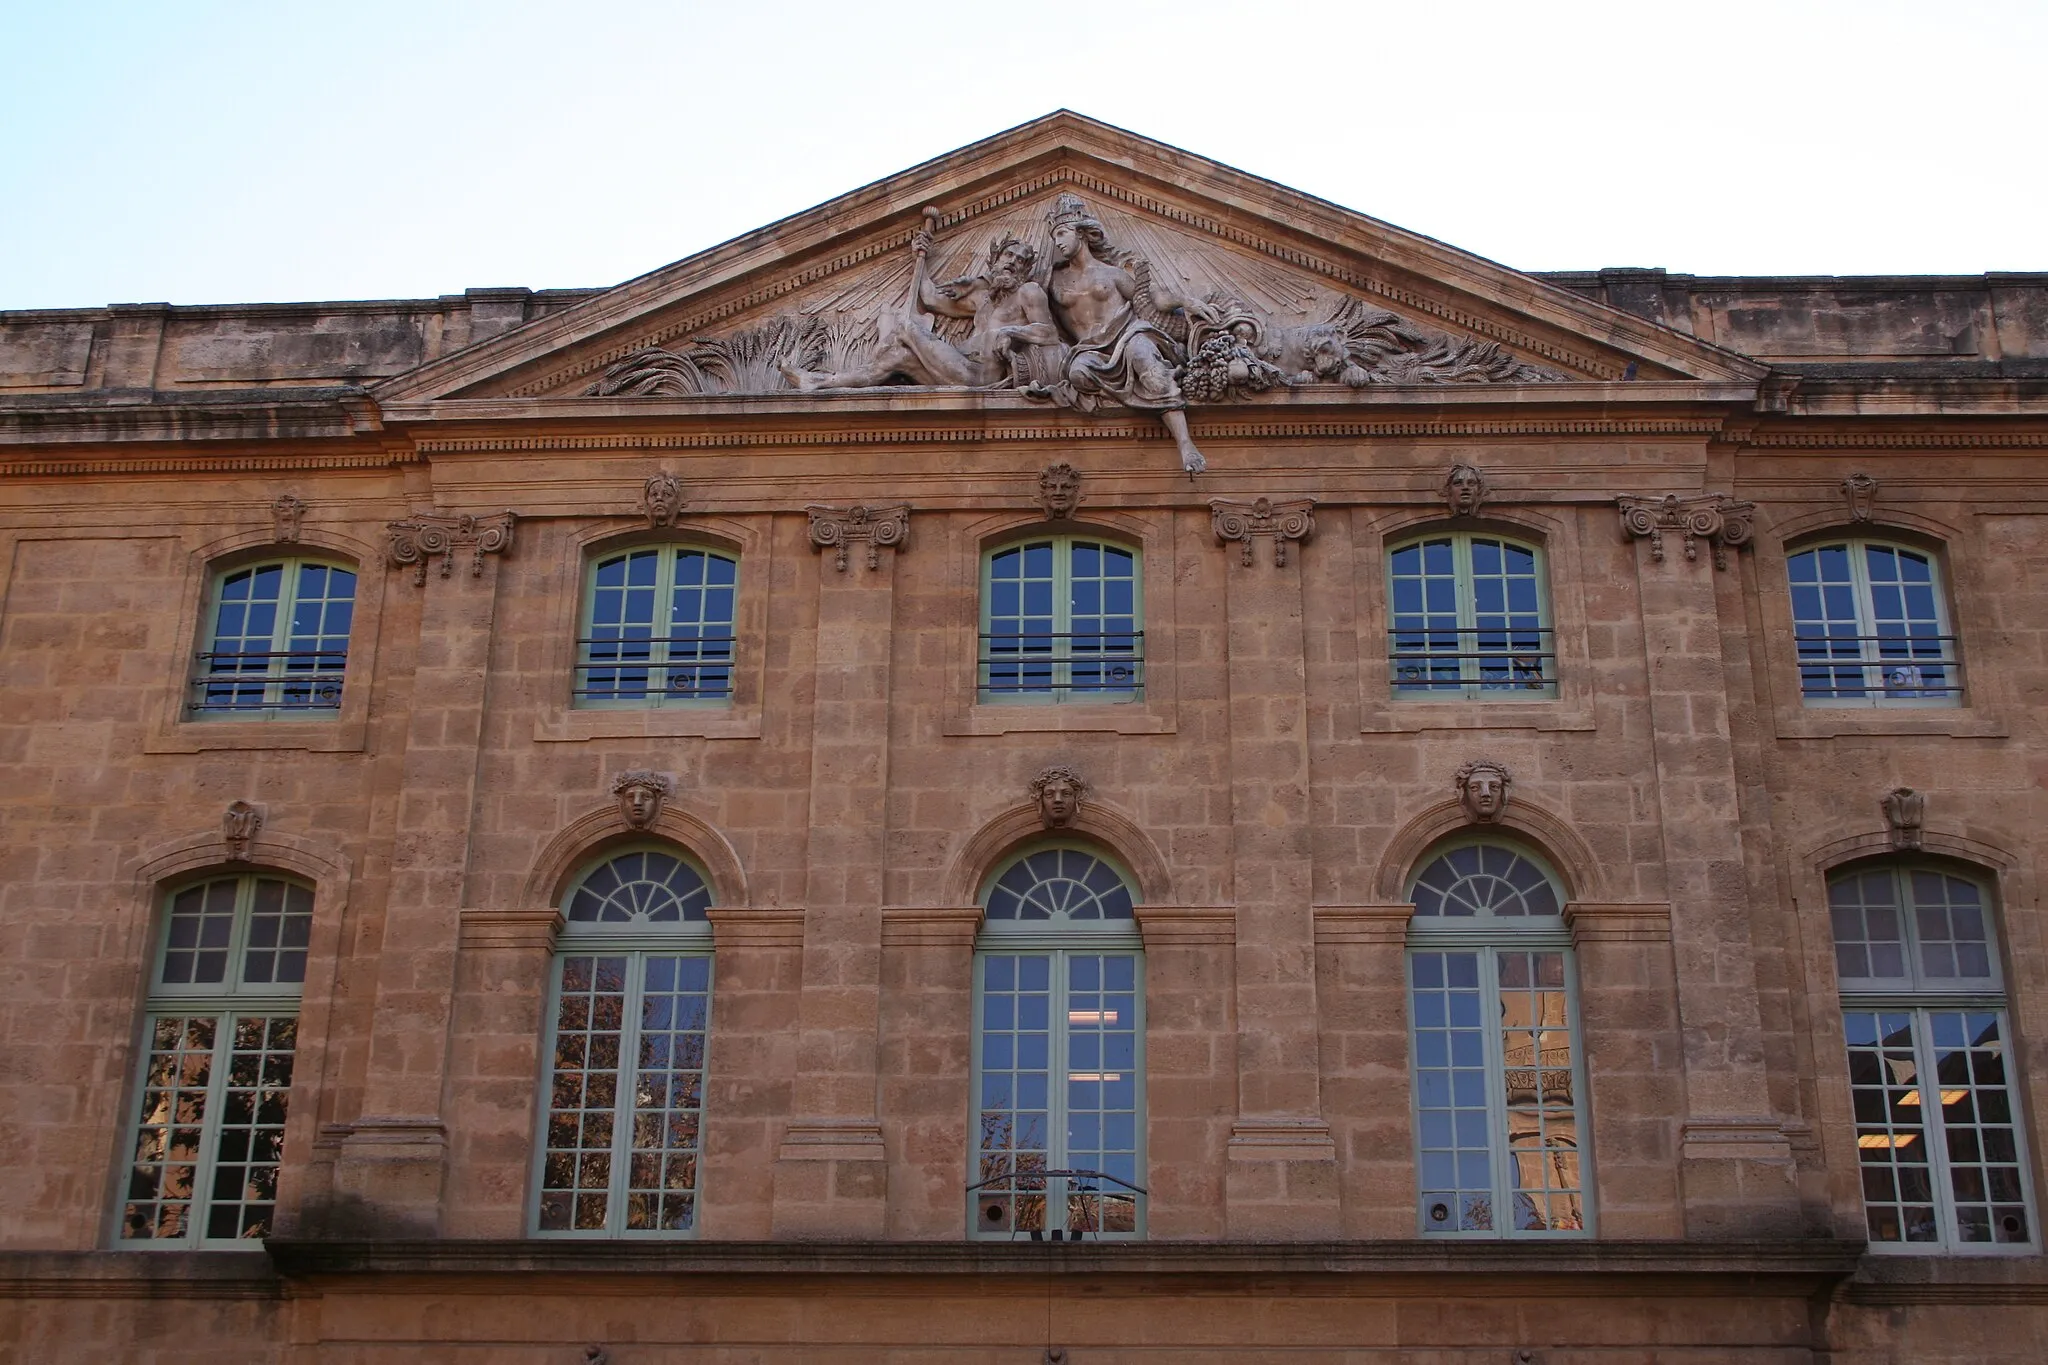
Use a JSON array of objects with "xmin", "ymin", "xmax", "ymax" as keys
[
  {"xmin": 223, "ymin": 801, "xmax": 263, "ymax": 862},
  {"xmin": 1454, "ymin": 760, "xmax": 1513, "ymax": 824},
  {"xmin": 1211, "ymin": 497, "xmax": 1315, "ymax": 567},
  {"xmin": 611, "ymin": 771, "xmax": 675, "ymax": 831},
  {"xmin": 807, "ymin": 503, "xmax": 909, "ymax": 571},
  {"xmin": 1617, "ymin": 493, "xmax": 1755, "ymax": 570},
  {"xmin": 1030, "ymin": 765, "xmax": 1088, "ymax": 830},
  {"xmin": 1881, "ymin": 786, "xmax": 1926, "ymax": 851},
  {"xmin": 387, "ymin": 511, "xmax": 517, "ymax": 586}
]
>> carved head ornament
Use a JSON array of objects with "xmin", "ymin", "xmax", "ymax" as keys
[
  {"xmin": 1037, "ymin": 463, "xmax": 1081, "ymax": 520},
  {"xmin": 1029, "ymin": 765, "xmax": 1088, "ymax": 830},
  {"xmin": 610, "ymin": 771, "xmax": 674, "ymax": 831},
  {"xmin": 1454, "ymin": 760, "xmax": 1513, "ymax": 824},
  {"xmin": 223, "ymin": 801, "xmax": 263, "ymax": 862},
  {"xmin": 1442, "ymin": 464, "xmax": 1487, "ymax": 517},
  {"xmin": 643, "ymin": 472, "xmax": 685, "ymax": 528}
]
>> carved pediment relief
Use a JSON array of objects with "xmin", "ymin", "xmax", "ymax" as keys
[{"xmin": 373, "ymin": 114, "xmax": 1766, "ymax": 414}]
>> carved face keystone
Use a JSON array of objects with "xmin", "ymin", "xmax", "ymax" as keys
[
  {"xmin": 1447, "ymin": 467, "xmax": 1483, "ymax": 515},
  {"xmin": 1039, "ymin": 777, "xmax": 1079, "ymax": 828}
]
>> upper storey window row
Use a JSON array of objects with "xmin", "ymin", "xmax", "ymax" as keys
[{"xmin": 182, "ymin": 523, "xmax": 1974, "ymax": 724}]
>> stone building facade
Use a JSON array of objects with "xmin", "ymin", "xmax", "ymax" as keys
[{"xmin": 2, "ymin": 113, "xmax": 2045, "ymax": 1362}]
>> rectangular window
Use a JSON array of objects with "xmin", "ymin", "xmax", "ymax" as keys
[
  {"xmin": 980, "ymin": 539, "xmax": 1143, "ymax": 704},
  {"xmin": 972, "ymin": 951, "xmax": 1142, "ymax": 1238},
  {"xmin": 577, "ymin": 548, "xmax": 737, "ymax": 707},
  {"xmin": 1410, "ymin": 947, "xmax": 1587, "ymax": 1235},
  {"xmin": 1388, "ymin": 535, "xmax": 1555, "ymax": 699},
  {"xmin": 194, "ymin": 560, "xmax": 355, "ymax": 717},
  {"xmin": 535, "ymin": 951, "xmax": 711, "ymax": 1236},
  {"xmin": 1789, "ymin": 541, "xmax": 1960, "ymax": 706}
]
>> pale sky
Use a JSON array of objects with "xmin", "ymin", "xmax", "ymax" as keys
[{"xmin": 2, "ymin": 0, "xmax": 2043, "ymax": 311}]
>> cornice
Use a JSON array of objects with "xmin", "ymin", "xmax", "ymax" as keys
[
  {"xmin": 0, "ymin": 448, "xmax": 417, "ymax": 476},
  {"xmin": 1735, "ymin": 429, "xmax": 2048, "ymax": 449}
]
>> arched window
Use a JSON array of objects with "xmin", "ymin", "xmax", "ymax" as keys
[
  {"xmin": 1407, "ymin": 842, "xmax": 1589, "ymax": 1237},
  {"xmin": 1830, "ymin": 862, "xmax": 2033, "ymax": 1249},
  {"xmin": 1388, "ymin": 532, "xmax": 1554, "ymax": 699},
  {"xmin": 193, "ymin": 558, "xmax": 356, "ymax": 717},
  {"xmin": 1788, "ymin": 538, "xmax": 1959, "ymax": 706},
  {"xmin": 533, "ymin": 847, "xmax": 715, "ymax": 1237},
  {"xmin": 576, "ymin": 546, "xmax": 737, "ymax": 707},
  {"xmin": 971, "ymin": 845, "xmax": 1144, "ymax": 1240},
  {"xmin": 118, "ymin": 873, "xmax": 312, "ymax": 1246},
  {"xmin": 980, "ymin": 536, "xmax": 1142, "ymax": 704}
]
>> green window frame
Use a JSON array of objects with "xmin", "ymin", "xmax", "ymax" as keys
[
  {"xmin": 532, "ymin": 846, "xmax": 715, "ymax": 1238},
  {"xmin": 1831, "ymin": 862, "xmax": 2034, "ymax": 1251},
  {"xmin": 576, "ymin": 546, "xmax": 738, "ymax": 708},
  {"xmin": 979, "ymin": 536, "xmax": 1142, "ymax": 704},
  {"xmin": 116, "ymin": 874, "xmax": 312, "ymax": 1248},
  {"xmin": 1387, "ymin": 532, "xmax": 1554, "ymax": 699},
  {"xmin": 193, "ymin": 558, "xmax": 356, "ymax": 718},
  {"xmin": 970, "ymin": 844, "xmax": 1145, "ymax": 1240},
  {"xmin": 1406, "ymin": 841, "xmax": 1592, "ymax": 1238},
  {"xmin": 1789, "ymin": 539, "xmax": 1960, "ymax": 707}
]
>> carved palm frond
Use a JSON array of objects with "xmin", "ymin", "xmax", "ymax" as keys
[
  {"xmin": 689, "ymin": 315, "xmax": 829, "ymax": 392},
  {"xmin": 584, "ymin": 347, "xmax": 711, "ymax": 397}
]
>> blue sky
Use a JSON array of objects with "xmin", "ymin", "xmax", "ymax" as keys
[{"xmin": 2, "ymin": 0, "xmax": 2043, "ymax": 309}]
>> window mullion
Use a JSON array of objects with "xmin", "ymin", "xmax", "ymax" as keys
[
  {"xmin": 1480, "ymin": 948, "xmax": 1514, "ymax": 1234},
  {"xmin": 649, "ymin": 551, "xmax": 676, "ymax": 698},
  {"xmin": 1454, "ymin": 537, "xmax": 1479, "ymax": 694},
  {"xmin": 1908, "ymin": 1009, "xmax": 1960, "ymax": 1250},
  {"xmin": 190, "ymin": 1009, "xmax": 237, "ymax": 1247},
  {"xmin": 1052, "ymin": 539, "xmax": 1073, "ymax": 704},
  {"xmin": 1847, "ymin": 542, "xmax": 1885, "ymax": 703},
  {"xmin": 610, "ymin": 952, "xmax": 646, "ymax": 1236},
  {"xmin": 1048, "ymin": 950, "xmax": 1069, "ymax": 1232}
]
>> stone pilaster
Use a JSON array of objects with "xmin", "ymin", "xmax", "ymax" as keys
[
  {"xmin": 442, "ymin": 909, "xmax": 562, "ymax": 1238},
  {"xmin": 1135, "ymin": 906, "xmax": 1237, "ymax": 1238},
  {"xmin": 1218, "ymin": 534, "xmax": 1337, "ymax": 1237},
  {"xmin": 1314, "ymin": 905, "xmax": 1415, "ymax": 1237},
  {"xmin": 1628, "ymin": 533, "xmax": 1799, "ymax": 1235},
  {"xmin": 772, "ymin": 541, "xmax": 899, "ymax": 1236},
  {"xmin": 329, "ymin": 550, "xmax": 504, "ymax": 1234},
  {"xmin": 878, "ymin": 906, "xmax": 983, "ymax": 1237}
]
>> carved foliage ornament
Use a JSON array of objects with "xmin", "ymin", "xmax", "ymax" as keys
[
  {"xmin": 1211, "ymin": 497, "xmax": 1315, "ymax": 567},
  {"xmin": 1842, "ymin": 473, "xmax": 1879, "ymax": 523},
  {"xmin": 223, "ymin": 801, "xmax": 263, "ymax": 862},
  {"xmin": 1882, "ymin": 786, "xmax": 1925, "ymax": 851},
  {"xmin": 387, "ymin": 511, "xmax": 516, "ymax": 586},
  {"xmin": 611, "ymin": 770, "xmax": 674, "ymax": 831},
  {"xmin": 1617, "ymin": 494, "xmax": 1755, "ymax": 570},
  {"xmin": 807, "ymin": 503, "xmax": 909, "ymax": 571},
  {"xmin": 1037, "ymin": 462, "xmax": 1081, "ymax": 520},
  {"xmin": 272, "ymin": 494, "xmax": 306, "ymax": 543},
  {"xmin": 1455, "ymin": 760, "xmax": 1512, "ymax": 824},
  {"xmin": 1030, "ymin": 765, "xmax": 1088, "ymax": 830},
  {"xmin": 1441, "ymin": 464, "xmax": 1487, "ymax": 518},
  {"xmin": 643, "ymin": 472, "xmax": 686, "ymax": 528}
]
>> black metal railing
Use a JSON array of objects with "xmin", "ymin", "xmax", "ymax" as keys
[
  {"xmin": 1795, "ymin": 632, "xmax": 1963, "ymax": 702},
  {"xmin": 966, "ymin": 1166, "xmax": 1146, "ymax": 1240},
  {"xmin": 189, "ymin": 649, "xmax": 347, "ymax": 713},
  {"xmin": 979, "ymin": 631, "xmax": 1144, "ymax": 700},
  {"xmin": 574, "ymin": 635, "xmax": 735, "ymax": 704},
  {"xmin": 1389, "ymin": 626, "xmax": 1556, "ymax": 694}
]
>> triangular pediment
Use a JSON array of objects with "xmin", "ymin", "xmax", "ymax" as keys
[{"xmin": 372, "ymin": 112, "xmax": 1764, "ymax": 409}]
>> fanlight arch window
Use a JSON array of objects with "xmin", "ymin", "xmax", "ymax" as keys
[
  {"xmin": 1830, "ymin": 862, "xmax": 2034, "ymax": 1250},
  {"xmin": 1788, "ymin": 538, "xmax": 1960, "ymax": 706},
  {"xmin": 980, "ymin": 536, "xmax": 1142, "ymax": 703},
  {"xmin": 1406, "ymin": 841, "xmax": 1590, "ymax": 1238},
  {"xmin": 118, "ymin": 873, "xmax": 313, "ymax": 1247},
  {"xmin": 533, "ymin": 846, "xmax": 714, "ymax": 1238},
  {"xmin": 193, "ymin": 558, "xmax": 356, "ymax": 717},
  {"xmin": 1388, "ymin": 532, "xmax": 1555, "ymax": 699},
  {"xmin": 971, "ymin": 844, "xmax": 1144, "ymax": 1241},
  {"xmin": 576, "ymin": 545, "xmax": 737, "ymax": 707}
]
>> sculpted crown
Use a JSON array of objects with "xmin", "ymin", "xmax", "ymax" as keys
[{"xmin": 1045, "ymin": 193, "xmax": 1097, "ymax": 232}]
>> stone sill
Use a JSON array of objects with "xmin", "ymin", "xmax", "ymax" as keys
[{"xmin": 261, "ymin": 1238, "xmax": 1866, "ymax": 1288}]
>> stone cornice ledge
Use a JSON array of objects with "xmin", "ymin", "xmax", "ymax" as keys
[
  {"xmin": 0, "ymin": 1251, "xmax": 281, "ymax": 1299},
  {"xmin": 259, "ymin": 1238, "xmax": 1864, "ymax": 1288}
]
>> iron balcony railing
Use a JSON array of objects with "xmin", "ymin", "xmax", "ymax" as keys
[
  {"xmin": 1389, "ymin": 626, "xmax": 1556, "ymax": 694},
  {"xmin": 979, "ymin": 631, "xmax": 1144, "ymax": 700},
  {"xmin": 966, "ymin": 1166, "xmax": 1146, "ymax": 1240},
  {"xmin": 574, "ymin": 634, "xmax": 736, "ymax": 704},
  {"xmin": 1795, "ymin": 632, "xmax": 1963, "ymax": 702},
  {"xmin": 190, "ymin": 649, "xmax": 347, "ymax": 713}
]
